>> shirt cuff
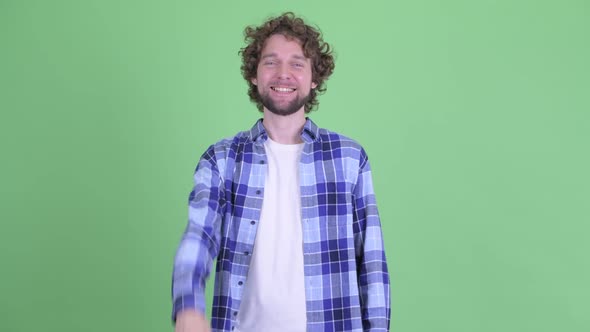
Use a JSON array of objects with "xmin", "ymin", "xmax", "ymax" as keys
[{"xmin": 172, "ymin": 291, "xmax": 206, "ymax": 322}]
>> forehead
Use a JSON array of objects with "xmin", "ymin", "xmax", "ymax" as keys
[{"xmin": 261, "ymin": 34, "xmax": 307, "ymax": 58}]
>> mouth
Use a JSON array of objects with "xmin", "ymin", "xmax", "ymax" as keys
[{"xmin": 271, "ymin": 86, "xmax": 297, "ymax": 93}]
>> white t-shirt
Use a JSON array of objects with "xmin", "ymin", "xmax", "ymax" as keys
[{"xmin": 235, "ymin": 138, "xmax": 307, "ymax": 332}]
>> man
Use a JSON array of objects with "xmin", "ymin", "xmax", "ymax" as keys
[{"xmin": 172, "ymin": 12, "xmax": 390, "ymax": 332}]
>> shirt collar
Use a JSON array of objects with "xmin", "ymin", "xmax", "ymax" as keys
[{"xmin": 248, "ymin": 117, "xmax": 321, "ymax": 143}]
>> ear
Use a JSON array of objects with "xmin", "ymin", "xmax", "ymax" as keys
[
  {"xmin": 251, "ymin": 78, "xmax": 258, "ymax": 86},
  {"xmin": 311, "ymin": 82, "xmax": 317, "ymax": 89}
]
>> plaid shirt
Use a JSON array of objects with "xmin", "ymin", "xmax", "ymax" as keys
[{"xmin": 172, "ymin": 118, "xmax": 390, "ymax": 331}]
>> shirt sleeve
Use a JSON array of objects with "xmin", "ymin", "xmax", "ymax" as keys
[
  {"xmin": 352, "ymin": 149, "xmax": 391, "ymax": 331},
  {"xmin": 171, "ymin": 146, "xmax": 225, "ymax": 322}
]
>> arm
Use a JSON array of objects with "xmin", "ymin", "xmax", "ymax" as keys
[
  {"xmin": 175, "ymin": 310, "xmax": 210, "ymax": 332},
  {"xmin": 172, "ymin": 146, "xmax": 225, "ymax": 327},
  {"xmin": 352, "ymin": 150, "xmax": 391, "ymax": 331}
]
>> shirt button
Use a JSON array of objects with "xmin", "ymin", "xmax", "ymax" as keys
[
  {"xmin": 234, "ymin": 312, "xmax": 238, "ymax": 316},
  {"xmin": 259, "ymin": 160, "xmax": 265, "ymax": 164},
  {"xmin": 256, "ymin": 190, "xmax": 261, "ymax": 195},
  {"xmin": 244, "ymin": 251, "xmax": 249, "ymax": 256},
  {"xmin": 250, "ymin": 220, "xmax": 256, "ymax": 225},
  {"xmin": 238, "ymin": 281, "xmax": 243, "ymax": 286}
]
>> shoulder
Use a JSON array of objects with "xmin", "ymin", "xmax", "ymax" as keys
[
  {"xmin": 316, "ymin": 127, "xmax": 369, "ymax": 166},
  {"xmin": 318, "ymin": 127, "xmax": 363, "ymax": 148},
  {"xmin": 193, "ymin": 129, "xmax": 254, "ymax": 178},
  {"xmin": 201, "ymin": 129, "xmax": 252, "ymax": 163}
]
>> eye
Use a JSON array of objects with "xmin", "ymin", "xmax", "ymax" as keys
[{"xmin": 292, "ymin": 62, "xmax": 304, "ymax": 68}]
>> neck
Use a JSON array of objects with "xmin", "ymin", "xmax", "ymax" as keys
[{"xmin": 262, "ymin": 109, "xmax": 306, "ymax": 144}]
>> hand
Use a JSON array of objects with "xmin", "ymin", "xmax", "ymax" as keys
[{"xmin": 175, "ymin": 310, "xmax": 211, "ymax": 332}]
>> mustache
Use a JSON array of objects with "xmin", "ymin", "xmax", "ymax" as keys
[{"xmin": 269, "ymin": 81, "xmax": 298, "ymax": 88}]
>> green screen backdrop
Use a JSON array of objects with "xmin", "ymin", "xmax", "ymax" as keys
[{"xmin": 1, "ymin": 0, "xmax": 589, "ymax": 331}]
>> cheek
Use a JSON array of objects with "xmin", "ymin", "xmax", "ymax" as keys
[
  {"xmin": 304, "ymin": 70, "xmax": 314, "ymax": 86},
  {"xmin": 254, "ymin": 67, "xmax": 265, "ymax": 84},
  {"xmin": 298, "ymin": 74, "xmax": 314, "ymax": 89},
  {"xmin": 256, "ymin": 71, "xmax": 272, "ymax": 86}
]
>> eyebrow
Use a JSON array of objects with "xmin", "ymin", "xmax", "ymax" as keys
[{"xmin": 260, "ymin": 53, "xmax": 308, "ymax": 61}]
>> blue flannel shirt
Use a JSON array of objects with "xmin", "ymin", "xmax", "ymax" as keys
[{"xmin": 172, "ymin": 118, "xmax": 390, "ymax": 331}]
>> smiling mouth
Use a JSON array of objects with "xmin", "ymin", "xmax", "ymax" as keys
[{"xmin": 271, "ymin": 86, "xmax": 296, "ymax": 93}]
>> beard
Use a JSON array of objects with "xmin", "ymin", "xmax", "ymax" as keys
[{"xmin": 258, "ymin": 89, "xmax": 310, "ymax": 116}]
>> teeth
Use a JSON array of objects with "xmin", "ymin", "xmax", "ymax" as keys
[{"xmin": 272, "ymin": 87, "xmax": 295, "ymax": 92}]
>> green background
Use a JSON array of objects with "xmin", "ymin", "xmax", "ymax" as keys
[{"xmin": 1, "ymin": 0, "xmax": 589, "ymax": 331}]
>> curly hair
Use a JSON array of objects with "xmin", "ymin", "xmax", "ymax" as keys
[{"xmin": 239, "ymin": 12, "xmax": 335, "ymax": 113}]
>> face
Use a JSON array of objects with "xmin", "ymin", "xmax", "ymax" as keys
[{"xmin": 252, "ymin": 34, "xmax": 317, "ymax": 116}]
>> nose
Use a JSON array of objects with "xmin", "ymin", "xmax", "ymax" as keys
[{"xmin": 276, "ymin": 63, "xmax": 291, "ymax": 80}]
